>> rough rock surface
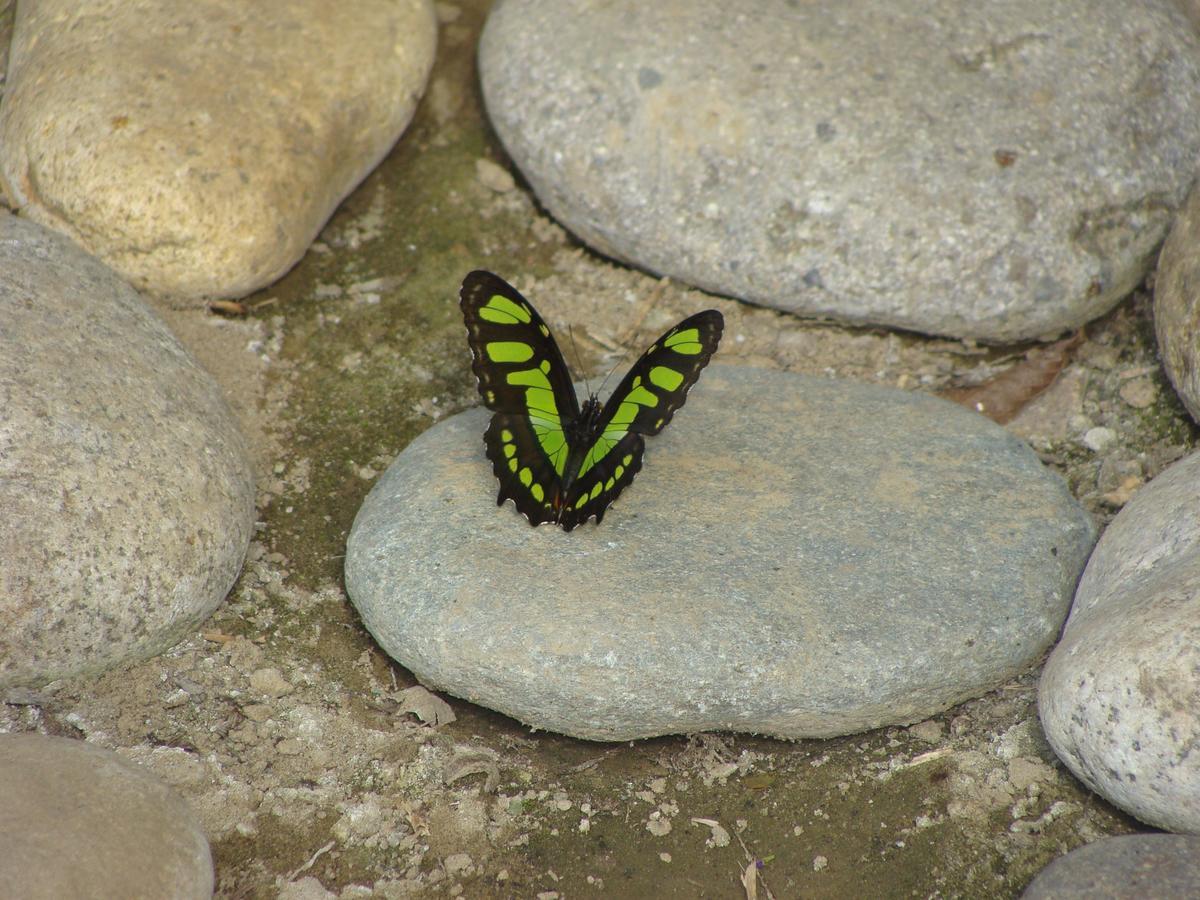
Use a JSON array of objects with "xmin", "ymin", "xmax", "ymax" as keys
[
  {"xmin": 1040, "ymin": 450, "xmax": 1200, "ymax": 834},
  {"xmin": 347, "ymin": 365, "xmax": 1095, "ymax": 740},
  {"xmin": 0, "ymin": 0, "xmax": 437, "ymax": 300},
  {"xmin": 479, "ymin": 0, "xmax": 1200, "ymax": 341},
  {"xmin": 0, "ymin": 213, "xmax": 256, "ymax": 689}
]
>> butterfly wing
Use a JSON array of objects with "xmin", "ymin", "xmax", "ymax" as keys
[
  {"xmin": 460, "ymin": 271, "xmax": 581, "ymax": 525},
  {"xmin": 558, "ymin": 309, "xmax": 724, "ymax": 531}
]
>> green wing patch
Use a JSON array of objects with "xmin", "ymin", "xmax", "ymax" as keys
[{"xmin": 460, "ymin": 270, "xmax": 722, "ymax": 531}]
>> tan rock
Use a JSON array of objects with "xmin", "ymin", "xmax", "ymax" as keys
[
  {"xmin": 0, "ymin": 734, "xmax": 213, "ymax": 899},
  {"xmin": 0, "ymin": 0, "xmax": 436, "ymax": 301},
  {"xmin": 1156, "ymin": 180, "xmax": 1200, "ymax": 423}
]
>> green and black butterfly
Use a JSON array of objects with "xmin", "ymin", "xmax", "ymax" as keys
[{"xmin": 460, "ymin": 270, "xmax": 723, "ymax": 531}]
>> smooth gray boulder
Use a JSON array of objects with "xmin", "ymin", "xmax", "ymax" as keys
[
  {"xmin": 479, "ymin": 0, "xmax": 1200, "ymax": 341},
  {"xmin": 347, "ymin": 365, "xmax": 1095, "ymax": 740},
  {"xmin": 1155, "ymin": 179, "xmax": 1200, "ymax": 424},
  {"xmin": 1022, "ymin": 834, "xmax": 1200, "ymax": 899}
]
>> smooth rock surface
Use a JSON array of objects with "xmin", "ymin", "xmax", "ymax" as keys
[
  {"xmin": 1040, "ymin": 451, "xmax": 1200, "ymax": 834},
  {"xmin": 1022, "ymin": 834, "xmax": 1200, "ymax": 899},
  {"xmin": 346, "ymin": 365, "xmax": 1095, "ymax": 741},
  {"xmin": 1154, "ymin": 179, "xmax": 1200, "ymax": 424},
  {"xmin": 0, "ymin": 0, "xmax": 437, "ymax": 301},
  {"xmin": 0, "ymin": 214, "xmax": 256, "ymax": 690},
  {"xmin": 0, "ymin": 733, "xmax": 214, "ymax": 899},
  {"xmin": 480, "ymin": 0, "xmax": 1200, "ymax": 342}
]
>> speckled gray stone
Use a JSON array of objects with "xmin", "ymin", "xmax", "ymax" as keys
[
  {"xmin": 479, "ymin": 0, "xmax": 1200, "ymax": 342},
  {"xmin": 1154, "ymin": 180, "xmax": 1200, "ymax": 424},
  {"xmin": 1022, "ymin": 834, "xmax": 1200, "ymax": 899},
  {"xmin": 0, "ymin": 733, "xmax": 213, "ymax": 899},
  {"xmin": 346, "ymin": 365, "xmax": 1095, "ymax": 741},
  {"xmin": 1040, "ymin": 450, "xmax": 1200, "ymax": 834},
  {"xmin": 0, "ymin": 0, "xmax": 436, "ymax": 301},
  {"xmin": 0, "ymin": 214, "xmax": 256, "ymax": 690}
]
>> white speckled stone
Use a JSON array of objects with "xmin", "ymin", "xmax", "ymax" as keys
[
  {"xmin": 1040, "ymin": 450, "xmax": 1200, "ymax": 834},
  {"xmin": 347, "ymin": 365, "xmax": 1095, "ymax": 741},
  {"xmin": 480, "ymin": 0, "xmax": 1200, "ymax": 341},
  {"xmin": 0, "ymin": 214, "xmax": 255, "ymax": 690},
  {"xmin": 0, "ymin": 733, "xmax": 213, "ymax": 899},
  {"xmin": 0, "ymin": 0, "xmax": 437, "ymax": 301}
]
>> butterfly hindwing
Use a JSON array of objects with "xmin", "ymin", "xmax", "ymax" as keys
[
  {"xmin": 558, "ymin": 431, "xmax": 644, "ymax": 532},
  {"xmin": 484, "ymin": 413, "xmax": 563, "ymax": 526},
  {"xmin": 460, "ymin": 271, "xmax": 723, "ymax": 530}
]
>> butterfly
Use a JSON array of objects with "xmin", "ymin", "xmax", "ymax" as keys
[{"xmin": 460, "ymin": 270, "xmax": 723, "ymax": 531}]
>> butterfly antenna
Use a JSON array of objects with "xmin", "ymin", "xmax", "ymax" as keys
[
  {"xmin": 594, "ymin": 344, "xmax": 634, "ymax": 400},
  {"xmin": 566, "ymin": 324, "xmax": 593, "ymax": 398},
  {"xmin": 596, "ymin": 277, "xmax": 669, "ymax": 397}
]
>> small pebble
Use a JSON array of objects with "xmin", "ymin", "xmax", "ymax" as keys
[{"xmin": 1082, "ymin": 426, "xmax": 1117, "ymax": 452}]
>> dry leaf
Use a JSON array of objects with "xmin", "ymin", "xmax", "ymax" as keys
[
  {"xmin": 207, "ymin": 299, "xmax": 249, "ymax": 317},
  {"xmin": 397, "ymin": 685, "xmax": 455, "ymax": 726},
  {"xmin": 940, "ymin": 332, "xmax": 1083, "ymax": 423},
  {"xmin": 741, "ymin": 860, "xmax": 759, "ymax": 900},
  {"xmin": 445, "ymin": 749, "xmax": 501, "ymax": 792}
]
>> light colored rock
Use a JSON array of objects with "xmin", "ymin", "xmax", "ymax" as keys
[
  {"xmin": 475, "ymin": 157, "xmax": 516, "ymax": 193},
  {"xmin": 277, "ymin": 877, "xmax": 336, "ymax": 900},
  {"xmin": 0, "ymin": 213, "xmax": 255, "ymax": 690},
  {"xmin": 1082, "ymin": 426, "xmax": 1117, "ymax": 453},
  {"xmin": 479, "ymin": 0, "xmax": 1200, "ymax": 341},
  {"xmin": 0, "ymin": 0, "xmax": 437, "ymax": 301},
  {"xmin": 346, "ymin": 365, "xmax": 1095, "ymax": 741},
  {"xmin": 1040, "ymin": 450, "xmax": 1200, "ymax": 834},
  {"xmin": 0, "ymin": 733, "xmax": 213, "ymax": 899},
  {"xmin": 1155, "ymin": 179, "xmax": 1200, "ymax": 423}
]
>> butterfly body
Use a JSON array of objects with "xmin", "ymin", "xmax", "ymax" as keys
[{"xmin": 460, "ymin": 270, "xmax": 722, "ymax": 531}]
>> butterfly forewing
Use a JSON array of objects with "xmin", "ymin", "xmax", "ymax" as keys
[{"xmin": 460, "ymin": 270, "xmax": 580, "ymax": 420}]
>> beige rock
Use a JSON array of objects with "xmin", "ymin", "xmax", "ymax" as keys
[
  {"xmin": 1156, "ymin": 180, "xmax": 1200, "ymax": 423},
  {"xmin": 0, "ymin": 0, "xmax": 437, "ymax": 301},
  {"xmin": 0, "ymin": 734, "xmax": 213, "ymax": 899}
]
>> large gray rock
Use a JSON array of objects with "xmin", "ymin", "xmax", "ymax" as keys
[
  {"xmin": 479, "ymin": 0, "xmax": 1200, "ymax": 342},
  {"xmin": 1022, "ymin": 834, "xmax": 1200, "ymax": 899},
  {"xmin": 0, "ymin": 214, "xmax": 256, "ymax": 690},
  {"xmin": 346, "ymin": 365, "xmax": 1095, "ymax": 741},
  {"xmin": 1040, "ymin": 450, "xmax": 1200, "ymax": 834},
  {"xmin": 0, "ymin": 0, "xmax": 437, "ymax": 301},
  {"xmin": 0, "ymin": 733, "xmax": 213, "ymax": 899}
]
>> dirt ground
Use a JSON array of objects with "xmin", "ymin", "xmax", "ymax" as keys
[{"xmin": 4, "ymin": 1, "xmax": 1195, "ymax": 897}]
